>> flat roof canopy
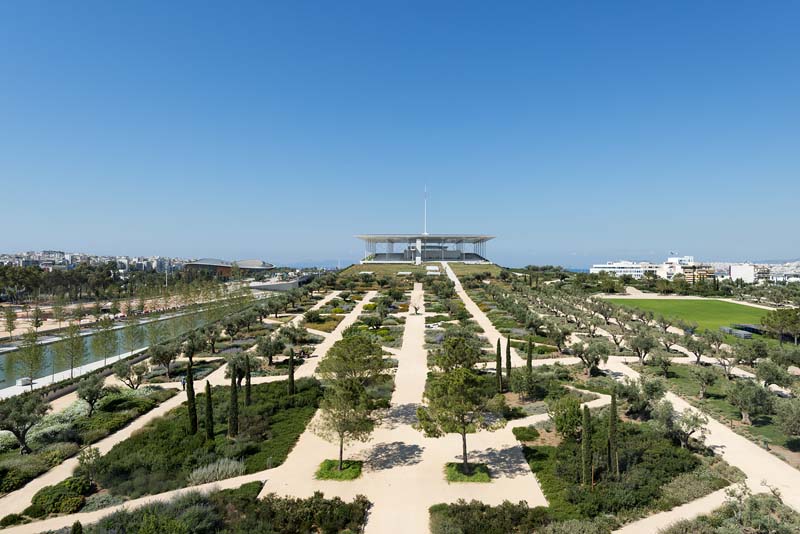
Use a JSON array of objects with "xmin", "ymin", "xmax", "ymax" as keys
[{"xmin": 355, "ymin": 234, "xmax": 494, "ymax": 244}]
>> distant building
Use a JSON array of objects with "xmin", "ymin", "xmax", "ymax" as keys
[
  {"xmin": 184, "ymin": 258, "xmax": 274, "ymax": 277},
  {"xmin": 730, "ymin": 264, "xmax": 771, "ymax": 284},
  {"xmin": 591, "ymin": 255, "xmax": 715, "ymax": 284},
  {"xmin": 355, "ymin": 234, "xmax": 494, "ymax": 265},
  {"xmin": 589, "ymin": 260, "xmax": 659, "ymax": 279}
]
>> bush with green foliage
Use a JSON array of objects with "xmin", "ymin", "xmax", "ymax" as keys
[
  {"xmin": 30, "ymin": 475, "xmax": 94, "ymax": 516},
  {"xmin": 512, "ymin": 425, "xmax": 541, "ymax": 442},
  {"xmin": 87, "ymin": 482, "xmax": 371, "ymax": 534},
  {"xmin": 93, "ymin": 379, "xmax": 322, "ymax": 497}
]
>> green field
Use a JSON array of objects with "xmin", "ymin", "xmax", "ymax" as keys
[
  {"xmin": 606, "ymin": 298, "xmax": 767, "ymax": 331},
  {"xmin": 448, "ymin": 263, "xmax": 502, "ymax": 277}
]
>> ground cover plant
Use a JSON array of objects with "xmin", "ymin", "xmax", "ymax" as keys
[
  {"xmin": 42, "ymin": 482, "xmax": 372, "ymax": 534},
  {"xmin": 658, "ymin": 488, "xmax": 800, "ymax": 534},
  {"xmin": 445, "ymin": 462, "xmax": 491, "ymax": 483},
  {"xmin": 315, "ymin": 459, "xmax": 363, "ymax": 480},
  {"xmin": 0, "ymin": 386, "xmax": 175, "ymax": 496},
  {"xmin": 91, "ymin": 378, "xmax": 322, "ymax": 498},
  {"xmin": 606, "ymin": 298, "xmax": 766, "ymax": 332}
]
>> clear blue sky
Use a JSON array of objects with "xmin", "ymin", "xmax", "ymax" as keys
[{"xmin": 2, "ymin": 1, "xmax": 799, "ymax": 268}]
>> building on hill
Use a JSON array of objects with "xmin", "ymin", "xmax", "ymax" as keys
[{"xmin": 355, "ymin": 234, "xmax": 494, "ymax": 265}]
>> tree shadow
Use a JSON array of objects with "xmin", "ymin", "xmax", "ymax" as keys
[
  {"xmin": 364, "ymin": 441, "xmax": 424, "ymax": 471},
  {"xmin": 468, "ymin": 446, "xmax": 531, "ymax": 478},
  {"xmin": 382, "ymin": 403, "xmax": 419, "ymax": 428},
  {"xmin": 786, "ymin": 438, "xmax": 800, "ymax": 452}
]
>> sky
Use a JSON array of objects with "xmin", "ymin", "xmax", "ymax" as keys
[{"xmin": 1, "ymin": 1, "xmax": 799, "ymax": 268}]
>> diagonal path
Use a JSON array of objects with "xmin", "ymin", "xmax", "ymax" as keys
[{"xmin": 0, "ymin": 291, "xmax": 341, "ymax": 518}]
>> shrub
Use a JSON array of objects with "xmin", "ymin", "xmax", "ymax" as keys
[
  {"xmin": 429, "ymin": 500, "xmax": 554, "ymax": 534},
  {"xmin": 0, "ymin": 513, "xmax": 25, "ymax": 527},
  {"xmin": 512, "ymin": 426, "xmax": 540, "ymax": 442},
  {"xmin": 81, "ymin": 492, "xmax": 125, "ymax": 512},
  {"xmin": 187, "ymin": 458, "xmax": 246, "ymax": 486},
  {"xmin": 31, "ymin": 475, "xmax": 93, "ymax": 515}
]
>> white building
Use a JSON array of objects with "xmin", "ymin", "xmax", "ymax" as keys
[
  {"xmin": 589, "ymin": 260, "xmax": 659, "ymax": 279},
  {"xmin": 730, "ymin": 264, "xmax": 771, "ymax": 284}
]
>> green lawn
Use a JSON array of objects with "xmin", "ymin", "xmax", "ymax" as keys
[
  {"xmin": 607, "ymin": 298, "xmax": 766, "ymax": 331},
  {"xmin": 448, "ymin": 263, "xmax": 502, "ymax": 277},
  {"xmin": 339, "ymin": 263, "xmax": 426, "ymax": 276},
  {"xmin": 445, "ymin": 462, "xmax": 491, "ymax": 483}
]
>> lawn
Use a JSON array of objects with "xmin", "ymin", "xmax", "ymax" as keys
[
  {"xmin": 445, "ymin": 462, "xmax": 491, "ymax": 483},
  {"xmin": 448, "ymin": 263, "xmax": 502, "ymax": 277},
  {"xmin": 606, "ymin": 298, "xmax": 767, "ymax": 331},
  {"xmin": 339, "ymin": 263, "xmax": 426, "ymax": 276},
  {"xmin": 316, "ymin": 459, "xmax": 363, "ymax": 480}
]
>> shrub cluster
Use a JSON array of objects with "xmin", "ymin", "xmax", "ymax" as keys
[{"xmin": 87, "ymin": 482, "xmax": 371, "ymax": 534}]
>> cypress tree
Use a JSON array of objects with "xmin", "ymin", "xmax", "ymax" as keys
[
  {"xmin": 205, "ymin": 380, "xmax": 214, "ymax": 440},
  {"xmin": 608, "ymin": 390, "xmax": 619, "ymax": 479},
  {"xmin": 495, "ymin": 339, "xmax": 502, "ymax": 392},
  {"xmin": 186, "ymin": 357, "xmax": 197, "ymax": 434},
  {"xmin": 526, "ymin": 336, "xmax": 533, "ymax": 374},
  {"xmin": 582, "ymin": 405, "xmax": 591, "ymax": 487},
  {"xmin": 244, "ymin": 355, "xmax": 252, "ymax": 406},
  {"xmin": 505, "ymin": 335, "xmax": 512, "ymax": 384},
  {"xmin": 287, "ymin": 349, "xmax": 295, "ymax": 395},
  {"xmin": 228, "ymin": 372, "xmax": 238, "ymax": 437},
  {"xmin": 71, "ymin": 521, "xmax": 83, "ymax": 534}
]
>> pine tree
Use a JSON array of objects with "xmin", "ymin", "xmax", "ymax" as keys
[
  {"xmin": 186, "ymin": 357, "xmax": 197, "ymax": 434},
  {"xmin": 205, "ymin": 380, "xmax": 214, "ymax": 440},
  {"xmin": 495, "ymin": 339, "xmax": 502, "ymax": 392},
  {"xmin": 244, "ymin": 354, "xmax": 252, "ymax": 406},
  {"xmin": 582, "ymin": 405, "xmax": 591, "ymax": 487},
  {"xmin": 228, "ymin": 372, "xmax": 238, "ymax": 437},
  {"xmin": 526, "ymin": 336, "xmax": 533, "ymax": 374},
  {"xmin": 287, "ymin": 348, "xmax": 295, "ymax": 396},
  {"xmin": 608, "ymin": 390, "xmax": 619, "ymax": 479},
  {"xmin": 505, "ymin": 335, "xmax": 512, "ymax": 384}
]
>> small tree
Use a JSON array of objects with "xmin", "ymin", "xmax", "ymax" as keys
[
  {"xmin": 244, "ymin": 354, "xmax": 252, "ymax": 406},
  {"xmin": 756, "ymin": 359, "xmax": 792, "ymax": 389},
  {"xmin": 0, "ymin": 392, "xmax": 47, "ymax": 453},
  {"xmin": 113, "ymin": 360, "xmax": 146, "ymax": 389},
  {"xmin": 650, "ymin": 351, "xmax": 672, "ymax": 378},
  {"xmin": 727, "ymin": 380, "xmax": 772, "ymax": 425},
  {"xmin": 16, "ymin": 329, "xmax": 44, "ymax": 390},
  {"xmin": 690, "ymin": 365, "xmax": 718, "ymax": 399},
  {"xmin": 60, "ymin": 323, "xmax": 86, "ymax": 379},
  {"xmin": 776, "ymin": 398, "xmax": 800, "ymax": 439},
  {"xmin": 526, "ymin": 336, "xmax": 533, "ymax": 374},
  {"xmin": 581, "ymin": 405, "xmax": 591, "ymax": 486},
  {"xmin": 547, "ymin": 394, "xmax": 582, "ymax": 440},
  {"xmin": 228, "ymin": 370, "xmax": 239, "ymax": 437},
  {"xmin": 607, "ymin": 391, "xmax": 619, "ymax": 479},
  {"xmin": 433, "ymin": 335, "xmax": 481, "ymax": 372},
  {"xmin": 91, "ymin": 316, "xmax": 117, "ymax": 366},
  {"xmin": 495, "ymin": 338, "xmax": 503, "ymax": 392},
  {"xmin": 316, "ymin": 385, "xmax": 376, "ymax": 471},
  {"xmin": 629, "ymin": 332, "xmax": 657, "ymax": 364},
  {"xmin": 505, "ymin": 335, "xmax": 512, "ymax": 384},
  {"xmin": 77, "ymin": 374, "xmax": 106, "ymax": 417},
  {"xmin": 258, "ymin": 336, "xmax": 285, "ymax": 367},
  {"xmin": 150, "ymin": 344, "xmax": 177, "ymax": 379},
  {"xmin": 675, "ymin": 410, "xmax": 709, "ymax": 449},
  {"xmin": 287, "ymin": 349, "xmax": 295, "ymax": 395},
  {"xmin": 204, "ymin": 325, "xmax": 221, "ymax": 354},
  {"xmin": 685, "ymin": 336, "xmax": 710, "ymax": 365},
  {"xmin": 417, "ymin": 368, "xmax": 503, "ymax": 474},
  {"xmin": 570, "ymin": 339, "xmax": 610, "ymax": 376},
  {"xmin": 204, "ymin": 380, "xmax": 215, "ymax": 440},
  {"xmin": 4, "ymin": 307, "xmax": 17, "ymax": 341}
]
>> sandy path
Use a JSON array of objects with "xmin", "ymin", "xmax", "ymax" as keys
[
  {"xmin": 442, "ymin": 262, "xmax": 525, "ymax": 367},
  {"xmin": 0, "ymin": 292, "xmax": 342, "ymax": 518}
]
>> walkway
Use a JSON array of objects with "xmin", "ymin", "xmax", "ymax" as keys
[{"xmin": 0, "ymin": 291, "xmax": 341, "ymax": 518}]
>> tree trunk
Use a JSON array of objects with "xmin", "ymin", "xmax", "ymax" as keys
[
  {"xmin": 741, "ymin": 410, "xmax": 751, "ymax": 425},
  {"xmin": 461, "ymin": 430, "xmax": 469, "ymax": 473},
  {"xmin": 339, "ymin": 435, "xmax": 344, "ymax": 471}
]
